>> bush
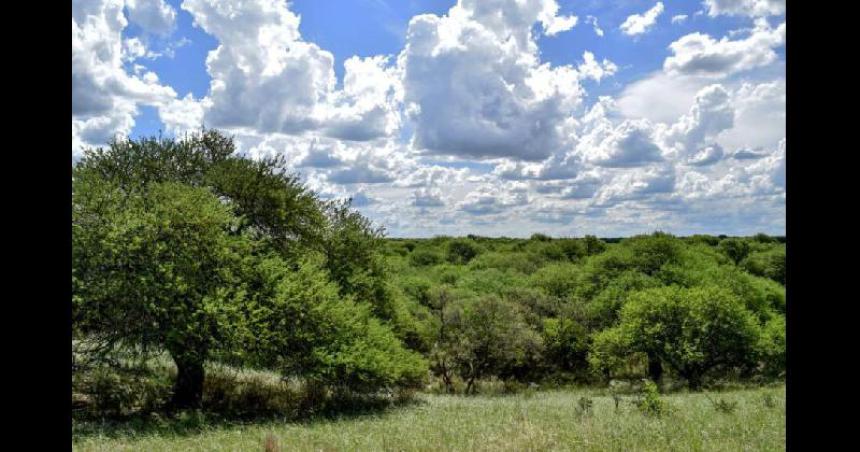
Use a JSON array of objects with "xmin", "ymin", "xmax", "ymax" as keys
[
  {"xmin": 595, "ymin": 286, "xmax": 762, "ymax": 389},
  {"xmin": 719, "ymin": 238, "xmax": 752, "ymax": 264},
  {"xmin": 448, "ymin": 296, "xmax": 544, "ymax": 392},
  {"xmin": 446, "ymin": 239, "xmax": 482, "ymax": 265},
  {"xmin": 741, "ymin": 247, "xmax": 786, "ymax": 285},
  {"xmin": 529, "ymin": 263, "xmax": 581, "ymax": 299},
  {"xmin": 469, "ymin": 251, "xmax": 545, "ymax": 274},
  {"xmin": 243, "ymin": 256, "xmax": 428, "ymax": 393},
  {"xmin": 410, "ymin": 248, "xmax": 444, "ymax": 267},
  {"xmin": 635, "ymin": 380, "xmax": 667, "ymax": 417},
  {"xmin": 758, "ymin": 315, "xmax": 786, "ymax": 379}
]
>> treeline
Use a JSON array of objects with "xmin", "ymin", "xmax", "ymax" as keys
[
  {"xmin": 381, "ymin": 232, "xmax": 785, "ymax": 392},
  {"xmin": 72, "ymin": 131, "xmax": 785, "ymax": 414}
]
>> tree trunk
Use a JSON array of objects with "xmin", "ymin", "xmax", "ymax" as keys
[
  {"xmin": 686, "ymin": 372, "xmax": 703, "ymax": 391},
  {"xmin": 466, "ymin": 376, "xmax": 476, "ymax": 395},
  {"xmin": 170, "ymin": 355, "xmax": 205, "ymax": 409},
  {"xmin": 647, "ymin": 354, "xmax": 663, "ymax": 384}
]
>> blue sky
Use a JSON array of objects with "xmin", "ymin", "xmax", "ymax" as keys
[{"xmin": 73, "ymin": 0, "xmax": 786, "ymax": 237}]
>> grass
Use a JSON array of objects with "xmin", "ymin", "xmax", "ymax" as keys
[{"xmin": 73, "ymin": 384, "xmax": 785, "ymax": 451}]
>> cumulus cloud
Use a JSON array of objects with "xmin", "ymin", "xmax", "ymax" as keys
[
  {"xmin": 592, "ymin": 164, "xmax": 676, "ymax": 207},
  {"xmin": 659, "ymin": 84, "xmax": 734, "ymax": 158},
  {"xmin": 732, "ymin": 148, "xmax": 767, "ymax": 159},
  {"xmin": 458, "ymin": 182, "xmax": 529, "ymax": 215},
  {"xmin": 671, "ymin": 14, "xmax": 688, "ymax": 24},
  {"xmin": 400, "ymin": 0, "xmax": 587, "ymax": 161},
  {"xmin": 719, "ymin": 79, "xmax": 785, "ymax": 150},
  {"xmin": 703, "ymin": 0, "xmax": 785, "ymax": 17},
  {"xmin": 125, "ymin": 0, "xmax": 177, "ymax": 36},
  {"xmin": 72, "ymin": 0, "xmax": 177, "ymax": 154},
  {"xmin": 686, "ymin": 143, "xmax": 724, "ymax": 166},
  {"xmin": 578, "ymin": 51, "xmax": 618, "ymax": 83},
  {"xmin": 664, "ymin": 18, "xmax": 785, "ymax": 77},
  {"xmin": 620, "ymin": 2, "xmax": 664, "ymax": 36},
  {"xmin": 413, "ymin": 187, "xmax": 446, "ymax": 207},
  {"xmin": 179, "ymin": 0, "xmax": 401, "ymax": 141},
  {"xmin": 582, "ymin": 119, "xmax": 664, "ymax": 168}
]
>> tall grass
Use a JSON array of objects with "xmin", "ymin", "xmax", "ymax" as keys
[{"xmin": 74, "ymin": 385, "xmax": 785, "ymax": 451}]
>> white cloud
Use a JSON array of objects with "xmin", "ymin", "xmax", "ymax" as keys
[
  {"xmin": 413, "ymin": 187, "xmax": 446, "ymax": 207},
  {"xmin": 719, "ymin": 79, "xmax": 785, "ymax": 151},
  {"xmin": 179, "ymin": 0, "xmax": 401, "ymax": 141},
  {"xmin": 592, "ymin": 164, "xmax": 676, "ymax": 207},
  {"xmin": 582, "ymin": 119, "xmax": 665, "ymax": 168},
  {"xmin": 659, "ymin": 84, "xmax": 734, "ymax": 159},
  {"xmin": 323, "ymin": 55, "xmax": 403, "ymax": 141},
  {"xmin": 458, "ymin": 182, "xmax": 529, "ymax": 215},
  {"xmin": 664, "ymin": 18, "xmax": 785, "ymax": 77},
  {"xmin": 577, "ymin": 51, "xmax": 618, "ymax": 83},
  {"xmin": 703, "ymin": 0, "xmax": 785, "ymax": 17},
  {"xmin": 617, "ymin": 71, "xmax": 707, "ymax": 123},
  {"xmin": 620, "ymin": 2, "xmax": 664, "ymax": 36},
  {"xmin": 585, "ymin": 16, "xmax": 604, "ymax": 37},
  {"xmin": 125, "ymin": 0, "xmax": 177, "ymax": 36},
  {"xmin": 72, "ymin": 0, "xmax": 177, "ymax": 154},
  {"xmin": 400, "ymin": 0, "xmax": 587, "ymax": 161},
  {"xmin": 686, "ymin": 143, "xmax": 725, "ymax": 166},
  {"xmin": 671, "ymin": 14, "xmax": 688, "ymax": 24}
]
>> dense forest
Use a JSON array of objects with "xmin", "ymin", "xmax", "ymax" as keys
[{"xmin": 72, "ymin": 130, "xmax": 785, "ymax": 419}]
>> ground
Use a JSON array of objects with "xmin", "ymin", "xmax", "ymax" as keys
[{"xmin": 73, "ymin": 385, "xmax": 785, "ymax": 451}]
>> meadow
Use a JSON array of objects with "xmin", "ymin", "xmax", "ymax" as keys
[{"xmin": 74, "ymin": 384, "xmax": 785, "ymax": 451}]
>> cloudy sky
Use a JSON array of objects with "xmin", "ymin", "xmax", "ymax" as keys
[{"xmin": 72, "ymin": 0, "xmax": 786, "ymax": 237}]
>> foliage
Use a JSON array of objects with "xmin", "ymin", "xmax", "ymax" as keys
[
  {"xmin": 719, "ymin": 238, "xmax": 752, "ymax": 264},
  {"xmin": 635, "ymin": 380, "xmax": 667, "ymax": 417},
  {"xmin": 446, "ymin": 238, "xmax": 482, "ymax": 265},
  {"xmin": 741, "ymin": 246, "xmax": 786, "ymax": 285},
  {"xmin": 594, "ymin": 286, "xmax": 763, "ymax": 389},
  {"xmin": 448, "ymin": 296, "xmax": 543, "ymax": 392}
]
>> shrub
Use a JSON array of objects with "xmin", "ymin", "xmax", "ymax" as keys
[
  {"xmin": 469, "ymin": 251, "xmax": 544, "ymax": 275},
  {"xmin": 529, "ymin": 263, "xmax": 581, "ymax": 299},
  {"xmin": 741, "ymin": 247, "xmax": 786, "ymax": 285},
  {"xmin": 446, "ymin": 239, "xmax": 482, "ymax": 264},
  {"xmin": 595, "ymin": 286, "xmax": 762, "ymax": 389},
  {"xmin": 719, "ymin": 238, "xmax": 752, "ymax": 264},
  {"xmin": 583, "ymin": 235, "xmax": 607, "ymax": 255},
  {"xmin": 575, "ymin": 396, "xmax": 594, "ymax": 417},
  {"xmin": 635, "ymin": 380, "xmax": 667, "ymax": 417},
  {"xmin": 758, "ymin": 315, "xmax": 786, "ymax": 379},
  {"xmin": 410, "ymin": 248, "xmax": 444, "ymax": 267},
  {"xmin": 706, "ymin": 394, "xmax": 738, "ymax": 414}
]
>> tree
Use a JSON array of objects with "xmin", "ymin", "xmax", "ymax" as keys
[
  {"xmin": 73, "ymin": 131, "xmax": 424, "ymax": 407},
  {"xmin": 446, "ymin": 238, "xmax": 481, "ymax": 264},
  {"xmin": 73, "ymin": 180, "xmax": 249, "ymax": 408},
  {"xmin": 241, "ymin": 255, "xmax": 428, "ymax": 392},
  {"xmin": 719, "ymin": 238, "xmax": 752, "ymax": 265},
  {"xmin": 591, "ymin": 286, "xmax": 762, "ymax": 389},
  {"xmin": 741, "ymin": 247, "xmax": 786, "ymax": 285},
  {"xmin": 449, "ymin": 296, "xmax": 543, "ymax": 393},
  {"xmin": 74, "ymin": 130, "xmax": 327, "ymax": 261},
  {"xmin": 319, "ymin": 199, "xmax": 394, "ymax": 318},
  {"xmin": 582, "ymin": 235, "xmax": 607, "ymax": 255}
]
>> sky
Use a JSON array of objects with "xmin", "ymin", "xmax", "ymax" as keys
[{"xmin": 72, "ymin": 0, "xmax": 786, "ymax": 238}]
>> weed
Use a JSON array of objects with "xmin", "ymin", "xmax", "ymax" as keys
[
  {"xmin": 635, "ymin": 380, "xmax": 667, "ymax": 417},
  {"xmin": 705, "ymin": 393, "xmax": 738, "ymax": 414}
]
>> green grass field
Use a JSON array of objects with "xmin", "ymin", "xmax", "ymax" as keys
[{"xmin": 73, "ymin": 385, "xmax": 784, "ymax": 451}]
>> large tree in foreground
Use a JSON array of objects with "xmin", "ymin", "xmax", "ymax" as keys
[
  {"xmin": 73, "ymin": 131, "xmax": 427, "ymax": 408},
  {"xmin": 73, "ymin": 180, "xmax": 249, "ymax": 407}
]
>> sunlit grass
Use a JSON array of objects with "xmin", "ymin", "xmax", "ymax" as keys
[{"xmin": 73, "ymin": 384, "xmax": 784, "ymax": 451}]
